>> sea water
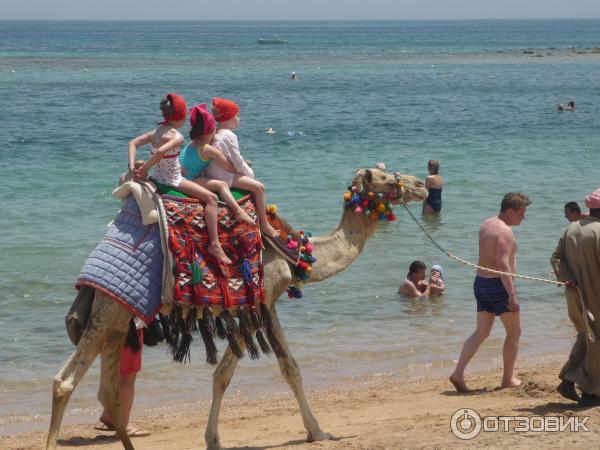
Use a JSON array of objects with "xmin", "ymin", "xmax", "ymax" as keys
[{"xmin": 1, "ymin": 20, "xmax": 599, "ymax": 434}]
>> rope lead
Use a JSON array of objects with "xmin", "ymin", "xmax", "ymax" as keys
[{"xmin": 400, "ymin": 204, "xmax": 565, "ymax": 286}]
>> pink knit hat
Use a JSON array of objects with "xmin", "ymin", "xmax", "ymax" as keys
[
  {"xmin": 189, "ymin": 104, "xmax": 216, "ymax": 135},
  {"xmin": 585, "ymin": 188, "xmax": 600, "ymax": 209}
]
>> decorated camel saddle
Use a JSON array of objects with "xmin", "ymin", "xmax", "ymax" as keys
[{"xmin": 75, "ymin": 179, "xmax": 312, "ymax": 364}]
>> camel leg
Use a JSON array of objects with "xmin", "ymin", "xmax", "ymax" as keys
[
  {"xmin": 98, "ymin": 334, "xmax": 134, "ymax": 450},
  {"xmin": 205, "ymin": 337, "xmax": 246, "ymax": 450},
  {"xmin": 46, "ymin": 325, "xmax": 103, "ymax": 449},
  {"xmin": 46, "ymin": 292, "xmax": 131, "ymax": 450},
  {"xmin": 270, "ymin": 307, "xmax": 333, "ymax": 443}
]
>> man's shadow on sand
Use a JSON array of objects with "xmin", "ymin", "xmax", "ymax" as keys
[
  {"xmin": 58, "ymin": 435, "xmax": 349, "ymax": 449},
  {"xmin": 220, "ymin": 436, "xmax": 348, "ymax": 450},
  {"xmin": 440, "ymin": 387, "xmax": 490, "ymax": 396},
  {"xmin": 515, "ymin": 401, "xmax": 595, "ymax": 415},
  {"xmin": 58, "ymin": 434, "xmax": 120, "ymax": 447}
]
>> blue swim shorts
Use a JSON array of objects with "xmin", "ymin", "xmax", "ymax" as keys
[{"xmin": 473, "ymin": 276, "xmax": 511, "ymax": 316}]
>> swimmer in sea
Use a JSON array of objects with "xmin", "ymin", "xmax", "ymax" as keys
[{"xmin": 422, "ymin": 159, "xmax": 444, "ymax": 216}]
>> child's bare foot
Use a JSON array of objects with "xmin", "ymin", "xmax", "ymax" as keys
[
  {"xmin": 501, "ymin": 377, "xmax": 522, "ymax": 389},
  {"xmin": 261, "ymin": 223, "xmax": 280, "ymax": 239},
  {"xmin": 449, "ymin": 374, "xmax": 470, "ymax": 393},
  {"xmin": 207, "ymin": 242, "xmax": 231, "ymax": 265},
  {"xmin": 235, "ymin": 208, "xmax": 255, "ymax": 225}
]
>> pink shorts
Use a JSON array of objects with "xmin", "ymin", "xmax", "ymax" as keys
[{"xmin": 120, "ymin": 328, "xmax": 144, "ymax": 376}]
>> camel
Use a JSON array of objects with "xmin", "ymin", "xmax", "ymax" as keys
[{"xmin": 46, "ymin": 167, "xmax": 427, "ymax": 450}]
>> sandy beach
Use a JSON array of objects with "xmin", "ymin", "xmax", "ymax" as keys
[{"xmin": 5, "ymin": 359, "xmax": 599, "ymax": 449}]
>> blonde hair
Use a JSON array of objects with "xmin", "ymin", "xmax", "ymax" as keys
[
  {"xmin": 428, "ymin": 159, "xmax": 440, "ymax": 175},
  {"xmin": 500, "ymin": 192, "xmax": 531, "ymax": 212}
]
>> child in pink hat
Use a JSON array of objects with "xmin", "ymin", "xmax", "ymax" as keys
[{"xmin": 179, "ymin": 104, "xmax": 255, "ymax": 226}]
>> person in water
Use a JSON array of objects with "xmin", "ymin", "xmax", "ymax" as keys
[
  {"xmin": 128, "ymin": 94, "xmax": 231, "ymax": 264},
  {"xmin": 398, "ymin": 260, "xmax": 429, "ymax": 298},
  {"xmin": 563, "ymin": 201, "xmax": 588, "ymax": 222},
  {"xmin": 428, "ymin": 264, "xmax": 446, "ymax": 295},
  {"xmin": 422, "ymin": 159, "xmax": 444, "ymax": 215}
]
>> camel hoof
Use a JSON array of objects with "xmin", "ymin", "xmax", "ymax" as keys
[
  {"xmin": 205, "ymin": 436, "xmax": 222, "ymax": 450},
  {"xmin": 307, "ymin": 431, "xmax": 333, "ymax": 443}
]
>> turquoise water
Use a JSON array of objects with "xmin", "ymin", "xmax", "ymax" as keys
[{"xmin": 1, "ymin": 20, "xmax": 600, "ymax": 434}]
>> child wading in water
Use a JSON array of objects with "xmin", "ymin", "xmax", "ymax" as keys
[
  {"xmin": 179, "ymin": 104, "xmax": 255, "ymax": 226},
  {"xmin": 205, "ymin": 97, "xmax": 279, "ymax": 238},
  {"xmin": 128, "ymin": 93, "xmax": 231, "ymax": 264},
  {"xmin": 428, "ymin": 264, "xmax": 446, "ymax": 295}
]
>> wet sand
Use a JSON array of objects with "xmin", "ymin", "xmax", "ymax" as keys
[{"xmin": 5, "ymin": 359, "xmax": 600, "ymax": 449}]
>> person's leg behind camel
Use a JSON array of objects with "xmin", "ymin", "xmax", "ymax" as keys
[{"xmin": 95, "ymin": 327, "xmax": 150, "ymax": 437}]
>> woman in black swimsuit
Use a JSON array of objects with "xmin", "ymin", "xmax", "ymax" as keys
[{"xmin": 423, "ymin": 159, "xmax": 444, "ymax": 215}]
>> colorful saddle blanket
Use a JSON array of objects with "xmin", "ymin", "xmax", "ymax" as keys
[{"xmin": 162, "ymin": 193, "xmax": 265, "ymax": 310}]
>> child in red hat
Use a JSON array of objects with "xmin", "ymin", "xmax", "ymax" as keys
[
  {"xmin": 206, "ymin": 97, "xmax": 279, "ymax": 238},
  {"xmin": 179, "ymin": 103, "xmax": 254, "ymax": 225},
  {"xmin": 128, "ymin": 94, "xmax": 232, "ymax": 264}
]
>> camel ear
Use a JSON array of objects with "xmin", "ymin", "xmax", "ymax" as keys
[
  {"xmin": 364, "ymin": 169, "xmax": 373, "ymax": 184},
  {"xmin": 352, "ymin": 169, "xmax": 365, "ymax": 191}
]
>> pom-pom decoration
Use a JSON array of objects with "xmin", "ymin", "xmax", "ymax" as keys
[
  {"xmin": 343, "ymin": 181, "xmax": 399, "ymax": 223},
  {"xmin": 284, "ymin": 228, "xmax": 317, "ymax": 299},
  {"xmin": 267, "ymin": 204, "xmax": 278, "ymax": 214}
]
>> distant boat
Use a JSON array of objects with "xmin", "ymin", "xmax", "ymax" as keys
[{"xmin": 257, "ymin": 38, "xmax": 288, "ymax": 45}]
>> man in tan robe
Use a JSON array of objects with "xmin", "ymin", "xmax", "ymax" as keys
[{"xmin": 553, "ymin": 188, "xmax": 600, "ymax": 406}]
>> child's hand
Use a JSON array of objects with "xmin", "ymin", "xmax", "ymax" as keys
[{"xmin": 134, "ymin": 165, "xmax": 149, "ymax": 181}]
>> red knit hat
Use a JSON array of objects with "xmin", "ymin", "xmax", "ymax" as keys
[
  {"xmin": 160, "ymin": 93, "xmax": 187, "ymax": 123},
  {"xmin": 212, "ymin": 97, "xmax": 240, "ymax": 123},
  {"xmin": 189, "ymin": 104, "xmax": 216, "ymax": 135}
]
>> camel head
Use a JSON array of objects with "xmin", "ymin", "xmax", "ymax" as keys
[{"xmin": 352, "ymin": 168, "xmax": 428, "ymax": 205}]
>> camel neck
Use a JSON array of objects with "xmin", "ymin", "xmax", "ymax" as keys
[{"xmin": 305, "ymin": 205, "xmax": 379, "ymax": 283}]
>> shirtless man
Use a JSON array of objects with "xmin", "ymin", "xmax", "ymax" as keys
[
  {"xmin": 398, "ymin": 260, "xmax": 429, "ymax": 298},
  {"xmin": 449, "ymin": 192, "xmax": 531, "ymax": 392},
  {"xmin": 563, "ymin": 201, "xmax": 588, "ymax": 223}
]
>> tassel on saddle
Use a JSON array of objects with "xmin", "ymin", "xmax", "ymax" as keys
[
  {"xmin": 198, "ymin": 307, "xmax": 218, "ymax": 365},
  {"xmin": 238, "ymin": 308, "xmax": 260, "ymax": 360},
  {"xmin": 220, "ymin": 309, "xmax": 244, "ymax": 359},
  {"xmin": 160, "ymin": 302, "xmax": 284, "ymax": 364}
]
